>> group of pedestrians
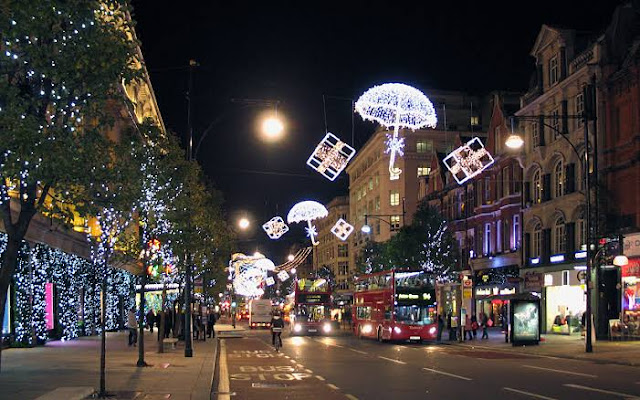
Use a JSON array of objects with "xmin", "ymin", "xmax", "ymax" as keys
[{"xmin": 436, "ymin": 311, "xmax": 493, "ymax": 342}]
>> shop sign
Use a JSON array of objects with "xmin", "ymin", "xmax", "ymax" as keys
[
  {"xmin": 524, "ymin": 272, "xmax": 543, "ymax": 290},
  {"xmin": 398, "ymin": 293, "xmax": 432, "ymax": 300},
  {"xmin": 462, "ymin": 279, "xmax": 472, "ymax": 288},
  {"xmin": 624, "ymin": 233, "xmax": 640, "ymax": 257},
  {"xmin": 463, "ymin": 287, "xmax": 472, "ymax": 299},
  {"xmin": 621, "ymin": 258, "xmax": 640, "ymax": 277},
  {"xmin": 297, "ymin": 293, "xmax": 330, "ymax": 304},
  {"xmin": 475, "ymin": 286, "xmax": 515, "ymax": 296}
]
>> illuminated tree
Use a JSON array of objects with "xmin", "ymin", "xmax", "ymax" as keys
[{"xmin": 0, "ymin": 0, "xmax": 141, "ymax": 366}]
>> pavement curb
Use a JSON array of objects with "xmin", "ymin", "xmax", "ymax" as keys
[{"xmin": 446, "ymin": 341, "xmax": 640, "ymax": 367}]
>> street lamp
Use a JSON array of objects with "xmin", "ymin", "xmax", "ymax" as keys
[
  {"xmin": 262, "ymin": 116, "xmax": 284, "ymax": 141},
  {"xmin": 505, "ymin": 85, "xmax": 597, "ymax": 352},
  {"xmin": 238, "ymin": 217, "xmax": 250, "ymax": 230}
]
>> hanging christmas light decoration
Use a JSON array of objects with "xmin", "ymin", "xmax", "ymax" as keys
[
  {"xmin": 355, "ymin": 83, "xmax": 437, "ymax": 180},
  {"xmin": 229, "ymin": 252, "xmax": 275, "ymax": 298},
  {"xmin": 443, "ymin": 137, "xmax": 495, "ymax": 184},
  {"xmin": 262, "ymin": 216, "xmax": 289, "ymax": 239},
  {"xmin": 265, "ymin": 277, "xmax": 276, "ymax": 286},
  {"xmin": 306, "ymin": 132, "xmax": 356, "ymax": 181},
  {"xmin": 277, "ymin": 270, "xmax": 290, "ymax": 282},
  {"xmin": 330, "ymin": 218, "xmax": 354, "ymax": 241},
  {"xmin": 287, "ymin": 200, "xmax": 328, "ymax": 246}
]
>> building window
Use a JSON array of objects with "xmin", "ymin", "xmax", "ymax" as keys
[
  {"xmin": 503, "ymin": 218, "xmax": 510, "ymax": 251},
  {"xmin": 390, "ymin": 215, "xmax": 401, "ymax": 231},
  {"xmin": 416, "ymin": 139, "xmax": 432, "ymax": 153},
  {"xmin": 368, "ymin": 177, "xmax": 373, "ymax": 190},
  {"xmin": 576, "ymin": 218, "xmax": 586, "ymax": 250},
  {"xmin": 531, "ymin": 122, "xmax": 540, "ymax": 148},
  {"xmin": 554, "ymin": 217, "xmax": 566, "ymax": 254},
  {"xmin": 562, "ymin": 270, "xmax": 570, "ymax": 286},
  {"xmin": 575, "ymin": 92, "xmax": 584, "ymax": 128},
  {"xmin": 338, "ymin": 261, "xmax": 349, "ymax": 276},
  {"xmin": 338, "ymin": 244, "xmax": 348, "ymax": 258},
  {"xmin": 551, "ymin": 108, "xmax": 561, "ymax": 139},
  {"xmin": 554, "ymin": 160, "xmax": 564, "ymax": 198},
  {"xmin": 533, "ymin": 222, "xmax": 542, "ymax": 257},
  {"xmin": 494, "ymin": 126, "xmax": 501, "ymax": 153},
  {"xmin": 338, "ymin": 279, "xmax": 349, "ymax": 290},
  {"xmin": 374, "ymin": 196, "xmax": 380, "ymax": 211},
  {"xmin": 533, "ymin": 169, "xmax": 542, "ymax": 204},
  {"xmin": 374, "ymin": 172, "xmax": 379, "ymax": 187},
  {"xmin": 389, "ymin": 191, "xmax": 400, "ymax": 206},
  {"xmin": 484, "ymin": 176, "xmax": 491, "ymax": 203},
  {"xmin": 496, "ymin": 220, "xmax": 502, "ymax": 253},
  {"xmin": 470, "ymin": 116, "xmax": 479, "ymax": 127},
  {"xmin": 484, "ymin": 223, "xmax": 492, "ymax": 255},
  {"xmin": 549, "ymin": 55, "xmax": 558, "ymax": 85},
  {"xmin": 418, "ymin": 166, "xmax": 431, "ymax": 177},
  {"xmin": 513, "ymin": 214, "xmax": 520, "ymax": 250},
  {"xmin": 502, "ymin": 166, "xmax": 510, "ymax": 197}
]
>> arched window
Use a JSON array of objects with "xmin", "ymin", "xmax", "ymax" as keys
[
  {"xmin": 576, "ymin": 216, "xmax": 586, "ymax": 250},
  {"xmin": 533, "ymin": 169, "xmax": 542, "ymax": 203},
  {"xmin": 554, "ymin": 160, "xmax": 564, "ymax": 198},
  {"xmin": 533, "ymin": 222, "xmax": 542, "ymax": 257},
  {"xmin": 554, "ymin": 217, "xmax": 566, "ymax": 254}
]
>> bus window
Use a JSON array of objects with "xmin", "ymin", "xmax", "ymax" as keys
[
  {"xmin": 357, "ymin": 306, "xmax": 371, "ymax": 320},
  {"xmin": 384, "ymin": 306, "xmax": 392, "ymax": 320}
]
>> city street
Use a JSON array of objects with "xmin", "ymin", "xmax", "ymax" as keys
[{"xmin": 220, "ymin": 326, "xmax": 640, "ymax": 400}]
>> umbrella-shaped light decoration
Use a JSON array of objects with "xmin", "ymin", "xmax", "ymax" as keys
[
  {"xmin": 287, "ymin": 200, "xmax": 328, "ymax": 246},
  {"xmin": 355, "ymin": 83, "xmax": 437, "ymax": 180}
]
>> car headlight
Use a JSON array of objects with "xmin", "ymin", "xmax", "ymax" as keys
[
  {"xmin": 362, "ymin": 324, "xmax": 372, "ymax": 334},
  {"xmin": 429, "ymin": 326, "xmax": 437, "ymax": 335},
  {"xmin": 294, "ymin": 324, "xmax": 302, "ymax": 332},
  {"xmin": 323, "ymin": 323, "xmax": 332, "ymax": 333},
  {"xmin": 393, "ymin": 326, "xmax": 401, "ymax": 334}
]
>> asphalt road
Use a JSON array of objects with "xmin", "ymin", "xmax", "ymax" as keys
[{"xmin": 219, "ymin": 327, "xmax": 640, "ymax": 400}]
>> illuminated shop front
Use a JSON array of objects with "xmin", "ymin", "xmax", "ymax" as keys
[
  {"xmin": 621, "ymin": 257, "xmax": 640, "ymax": 337},
  {"xmin": 474, "ymin": 266, "xmax": 519, "ymax": 327},
  {"xmin": 541, "ymin": 269, "xmax": 586, "ymax": 334}
]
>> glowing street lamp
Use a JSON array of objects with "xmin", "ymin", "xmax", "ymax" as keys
[
  {"xmin": 238, "ymin": 217, "xmax": 250, "ymax": 230},
  {"xmin": 361, "ymin": 224, "xmax": 372, "ymax": 234},
  {"xmin": 505, "ymin": 134, "xmax": 524, "ymax": 149},
  {"xmin": 262, "ymin": 116, "xmax": 284, "ymax": 140}
]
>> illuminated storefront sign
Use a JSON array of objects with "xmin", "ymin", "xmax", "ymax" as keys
[
  {"xmin": 475, "ymin": 286, "xmax": 516, "ymax": 296},
  {"xmin": 398, "ymin": 293, "xmax": 432, "ymax": 300},
  {"xmin": 550, "ymin": 254, "xmax": 565, "ymax": 263}
]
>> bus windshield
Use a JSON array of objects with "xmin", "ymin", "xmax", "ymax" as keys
[
  {"xmin": 395, "ymin": 305, "xmax": 434, "ymax": 325},
  {"xmin": 293, "ymin": 304, "xmax": 328, "ymax": 322}
]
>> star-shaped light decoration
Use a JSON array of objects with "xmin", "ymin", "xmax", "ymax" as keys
[
  {"xmin": 443, "ymin": 137, "xmax": 495, "ymax": 185},
  {"xmin": 306, "ymin": 132, "xmax": 356, "ymax": 181},
  {"xmin": 277, "ymin": 270, "xmax": 290, "ymax": 282},
  {"xmin": 262, "ymin": 216, "xmax": 289, "ymax": 240},
  {"xmin": 305, "ymin": 225, "xmax": 318, "ymax": 241},
  {"xmin": 331, "ymin": 218, "xmax": 354, "ymax": 241}
]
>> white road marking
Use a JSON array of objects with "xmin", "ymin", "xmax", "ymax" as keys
[
  {"xmin": 314, "ymin": 338, "xmax": 345, "ymax": 348},
  {"xmin": 349, "ymin": 348, "xmax": 368, "ymax": 355},
  {"xmin": 316, "ymin": 375, "xmax": 326, "ymax": 381},
  {"xmin": 345, "ymin": 395, "xmax": 359, "ymax": 400},
  {"xmin": 503, "ymin": 387, "xmax": 558, "ymax": 400},
  {"xmin": 217, "ymin": 340, "xmax": 230, "ymax": 400},
  {"xmin": 422, "ymin": 367, "xmax": 472, "ymax": 381},
  {"xmin": 564, "ymin": 384, "xmax": 640, "ymax": 399},
  {"xmin": 522, "ymin": 364, "xmax": 597, "ymax": 378},
  {"xmin": 327, "ymin": 383, "xmax": 339, "ymax": 390},
  {"xmin": 378, "ymin": 356, "xmax": 407, "ymax": 365}
]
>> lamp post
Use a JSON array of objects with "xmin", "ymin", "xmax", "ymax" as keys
[{"xmin": 505, "ymin": 84, "xmax": 597, "ymax": 352}]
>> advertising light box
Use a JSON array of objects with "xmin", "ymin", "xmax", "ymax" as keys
[{"xmin": 510, "ymin": 298, "xmax": 541, "ymax": 345}]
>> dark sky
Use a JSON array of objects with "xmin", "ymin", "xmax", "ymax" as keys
[{"xmin": 130, "ymin": 0, "xmax": 623, "ymax": 262}]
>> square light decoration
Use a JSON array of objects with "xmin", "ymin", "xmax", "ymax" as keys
[
  {"xmin": 262, "ymin": 216, "xmax": 289, "ymax": 240},
  {"xmin": 306, "ymin": 132, "xmax": 356, "ymax": 181},
  {"xmin": 277, "ymin": 270, "xmax": 290, "ymax": 282},
  {"xmin": 265, "ymin": 277, "xmax": 275, "ymax": 286},
  {"xmin": 443, "ymin": 137, "xmax": 495, "ymax": 185},
  {"xmin": 331, "ymin": 218, "xmax": 354, "ymax": 241}
]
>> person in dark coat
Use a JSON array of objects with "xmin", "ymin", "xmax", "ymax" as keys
[
  {"xmin": 207, "ymin": 307, "xmax": 217, "ymax": 338},
  {"xmin": 437, "ymin": 314, "xmax": 445, "ymax": 341}
]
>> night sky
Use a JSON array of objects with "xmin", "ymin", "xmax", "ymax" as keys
[{"xmin": 130, "ymin": 0, "xmax": 623, "ymax": 262}]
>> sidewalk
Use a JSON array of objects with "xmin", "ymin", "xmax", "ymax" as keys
[
  {"xmin": 446, "ymin": 327, "xmax": 640, "ymax": 366},
  {"xmin": 0, "ymin": 325, "xmax": 235, "ymax": 400}
]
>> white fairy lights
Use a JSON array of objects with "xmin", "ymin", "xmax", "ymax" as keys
[
  {"xmin": 355, "ymin": 83, "xmax": 437, "ymax": 180},
  {"xmin": 262, "ymin": 216, "xmax": 289, "ymax": 240},
  {"xmin": 287, "ymin": 201, "xmax": 328, "ymax": 246},
  {"xmin": 306, "ymin": 132, "xmax": 356, "ymax": 181},
  {"xmin": 331, "ymin": 218, "xmax": 354, "ymax": 241},
  {"xmin": 443, "ymin": 137, "xmax": 495, "ymax": 184}
]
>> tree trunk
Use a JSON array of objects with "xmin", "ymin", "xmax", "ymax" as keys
[
  {"xmin": 0, "ymin": 232, "xmax": 30, "ymax": 373},
  {"xmin": 99, "ymin": 255, "xmax": 108, "ymax": 396}
]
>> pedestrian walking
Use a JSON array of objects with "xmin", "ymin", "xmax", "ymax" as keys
[
  {"xmin": 146, "ymin": 309, "xmax": 155, "ymax": 332},
  {"xmin": 471, "ymin": 314, "xmax": 478, "ymax": 339},
  {"xmin": 127, "ymin": 308, "xmax": 138, "ymax": 347},
  {"xmin": 464, "ymin": 314, "xmax": 473, "ymax": 340},
  {"xmin": 207, "ymin": 307, "xmax": 217, "ymax": 338},
  {"xmin": 436, "ymin": 314, "xmax": 444, "ymax": 341},
  {"xmin": 481, "ymin": 312, "xmax": 489, "ymax": 339}
]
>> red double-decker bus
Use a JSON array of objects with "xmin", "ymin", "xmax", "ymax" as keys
[
  {"xmin": 289, "ymin": 277, "xmax": 334, "ymax": 335},
  {"xmin": 353, "ymin": 269, "xmax": 437, "ymax": 342}
]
